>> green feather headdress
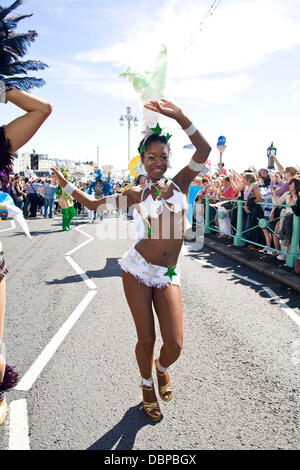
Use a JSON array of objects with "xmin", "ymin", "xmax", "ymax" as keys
[
  {"xmin": 120, "ymin": 45, "xmax": 172, "ymax": 168},
  {"xmin": 120, "ymin": 45, "xmax": 169, "ymax": 131}
]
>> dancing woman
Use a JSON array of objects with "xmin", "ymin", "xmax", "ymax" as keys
[
  {"xmin": 0, "ymin": 0, "xmax": 52, "ymax": 425},
  {"xmin": 51, "ymin": 99, "xmax": 211, "ymax": 421},
  {"xmin": 0, "ymin": 89, "xmax": 52, "ymax": 425}
]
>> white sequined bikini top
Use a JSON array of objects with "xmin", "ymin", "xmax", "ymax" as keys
[{"xmin": 139, "ymin": 179, "xmax": 188, "ymax": 219}]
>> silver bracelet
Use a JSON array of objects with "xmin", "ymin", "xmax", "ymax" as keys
[
  {"xmin": 183, "ymin": 123, "xmax": 197, "ymax": 136},
  {"xmin": 188, "ymin": 158, "xmax": 209, "ymax": 173},
  {"xmin": 64, "ymin": 182, "xmax": 76, "ymax": 195}
]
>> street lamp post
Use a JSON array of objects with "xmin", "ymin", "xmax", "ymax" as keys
[
  {"xmin": 217, "ymin": 136, "xmax": 226, "ymax": 174},
  {"xmin": 267, "ymin": 142, "xmax": 276, "ymax": 170},
  {"xmin": 119, "ymin": 106, "xmax": 138, "ymax": 163},
  {"xmin": 97, "ymin": 146, "xmax": 99, "ymax": 168}
]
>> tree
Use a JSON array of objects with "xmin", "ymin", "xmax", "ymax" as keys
[{"xmin": 0, "ymin": 0, "xmax": 48, "ymax": 92}]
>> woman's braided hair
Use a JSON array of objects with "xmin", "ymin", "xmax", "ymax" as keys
[{"xmin": 138, "ymin": 134, "xmax": 169, "ymax": 157}]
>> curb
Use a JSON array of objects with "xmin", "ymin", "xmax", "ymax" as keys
[{"xmin": 203, "ymin": 238, "xmax": 300, "ymax": 293}]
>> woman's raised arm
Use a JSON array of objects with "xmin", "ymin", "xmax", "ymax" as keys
[{"xmin": 144, "ymin": 99, "xmax": 211, "ymax": 191}]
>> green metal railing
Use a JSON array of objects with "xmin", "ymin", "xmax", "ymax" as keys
[{"xmin": 203, "ymin": 196, "xmax": 300, "ymax": 269}]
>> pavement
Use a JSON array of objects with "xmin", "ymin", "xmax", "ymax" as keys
[{"xmin": 200, "ymin": 233, "xmax": 300, "ymax": 293}]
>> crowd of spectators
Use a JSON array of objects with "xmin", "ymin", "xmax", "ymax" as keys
[
  {"xmin": 1, "ymin": 172, "xmax": 135, "ymax": 221},
  {"xmin": 191, "ymin": 155, "xmax": 300, "ymax": 262},
  {"xmin": 1, "ymin": 155, "xmax": 299, "ymax": 263}
]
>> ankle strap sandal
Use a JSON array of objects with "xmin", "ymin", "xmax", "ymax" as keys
[
  {"xmin": 155, "ymin": 359, "xmax": 173, "ymax": 403},
  {"xmin": 140, "ymin": 382, "xmax": 161, "ymax": 421}
]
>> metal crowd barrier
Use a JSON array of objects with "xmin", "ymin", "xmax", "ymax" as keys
[{"xmin": 202, "ymin": 196, "xmax": 300, "ymax": 269}]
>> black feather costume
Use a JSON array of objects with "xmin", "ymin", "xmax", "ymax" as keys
[{"xmin": 0, "ymin": 0, "xmax": 48, "ymax": 189}]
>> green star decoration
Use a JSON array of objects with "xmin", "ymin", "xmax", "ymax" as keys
[
  {"xmin": 165, "ymin": 133, "xmax": 172, "ymax": 142},
  {"xmin": 156, "ymin": 189, "xmax": 162, "ymax": 196},
  {"xmin": 163, "ymin": 265, "xmax": 177, "ymax": 281},
  {"xmin": 150, "ymin": 123, "xmax": 162, "ymax": 135},
  {"xmin": 140, "ymin": 144, "xmax": 147, "ymax": 154}
]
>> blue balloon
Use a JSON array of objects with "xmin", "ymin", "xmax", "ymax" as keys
[{"xmin": 217, "ymin": 136, "xmax": 226, "ymax": 145}]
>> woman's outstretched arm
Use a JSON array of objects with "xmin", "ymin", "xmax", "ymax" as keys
[
  {"xmin": 50, "ymin": 166, "xmax": 136, "ymax": 211},
  {"xmin": 4, "ymin": 88, "xmax": 52, "ymax": 153}
]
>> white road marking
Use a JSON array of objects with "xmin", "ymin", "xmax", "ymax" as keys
[
  {"xmin": 184, "ymin": 243, "xmax": 300, "ymax": 329},
  {"xmin": 65, "ymin": 255, "xmax": 97, "ymax": 290},
  {"xmin": 262, "ymin": 286, "xmax": 300, "ymax": 328},
  {"xmin": 3, "ymin": 220, "xmax": 98, "ymax": 449},
  {"xmin": 65, "ymin": 226, "xmax": 94, "ymax": 256},
  {"xmin": 0, "ymin": 220, "xmax": 15, "ymax": 233},
  {"xmin": 75, "ymin": 225, "xmax": 94, "ymax": 239},
  {"xmin": 15, "ymin": 290, "xmax": 97, "ymax": 391},
  {"xmin": 8, "ymin": 399, "xmax": 30, "ymax": 450},
  {"xmin": 65, "ymin": 239, "xmax": 92, "ymax": 256}
]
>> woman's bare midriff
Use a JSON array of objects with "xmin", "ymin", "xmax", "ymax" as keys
[
  {"xmin": 135, "ymin": 237, "xmax": 183, "ymax": 267},
  {"xmin": 134, "ymin": 208, "xmax": 187, "ymax": 267}
]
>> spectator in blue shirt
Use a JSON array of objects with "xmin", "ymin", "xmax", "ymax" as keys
[
  {"xmin": 26, "ymin": 179, "xmax": 42, "ymax": 217},
  {"xmin": 42, "ymin": 179, "xmax": 56, "ymax": 218}
]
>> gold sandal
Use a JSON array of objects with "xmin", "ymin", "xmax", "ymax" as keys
[
  {"xmin": 155, "ymin": 359, "xmax": 173, "ymax": 403},
  {"xmin": 140, "ymin": 382, "xmax": 161, "ymax": 421}
]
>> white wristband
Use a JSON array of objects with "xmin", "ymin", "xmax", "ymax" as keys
[
  {"xmin": 188, "ymin": 158, "xmax": 209, "ymax": 173},
  {"xmin": 183, "ymin": 123, "xmax": 197, "ymax": 136},
  {"xmin": 64, "ymin": 182, "xmax": 76, "ymax": 195}
]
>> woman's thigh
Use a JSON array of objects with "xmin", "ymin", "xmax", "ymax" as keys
[
  {"xmin": 152, "ymin": 285, "xmax": 183, "ymax": 346},
  {"xmin": 122, "ymin": 271, "xmax": 155, "ymax": 341}
]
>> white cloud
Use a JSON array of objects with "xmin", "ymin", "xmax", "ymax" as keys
[
  {"xmin": 292, "ymin": 80, "xmax": 300, "ymax": 104},
  {"xmin": 69, "ymin": 0, "xmax": 300, "ymax": 105},
  {"xmin": 44, "ymin": 57, "xmax": 139, "ymax": 103},
  {"xmin": 76, "ymin": 1, "xmax": 300, "ymax": 73},
  {"xmin": 169, "ymin": 0, "xmax": 300, "ymax": 78},
  {"xmin": 167, "ymin": 74, "xmax": 253, "ymax": 104}
]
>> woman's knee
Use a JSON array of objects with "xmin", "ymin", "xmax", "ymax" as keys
[
  {"xmin": 164, "ymin": 338, "xmax": 183, "ymax": 359},
  {"xmin": 136, "ymin": 334, "xmax": 156, "ymax": 353}
]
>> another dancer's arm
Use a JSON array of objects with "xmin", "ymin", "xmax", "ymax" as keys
[
  {"xmin": 144, "ymin": 99, "xmax": 211, "ymax": 191},
  {"xmin": 50, "ymin": 166, "xmax": 136, "ymax": 211},
  {"xmin": 4, "ymin": 89, "xmax": 52, "ymax": 153}
]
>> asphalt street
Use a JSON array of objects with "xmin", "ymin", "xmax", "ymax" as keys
[{"xmin": 0, "ymin": 213, "xmax": 299, "ymax": 450}]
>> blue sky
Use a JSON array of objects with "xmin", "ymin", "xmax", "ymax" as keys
[{"xmin": 1, "ymin": 0, "xmax": 300, "ymax": 174}]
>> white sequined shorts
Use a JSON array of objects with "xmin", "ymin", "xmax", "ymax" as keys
[{"xmin": 119, "ymin": 246, "xmax": 180, "ymax": 288}]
